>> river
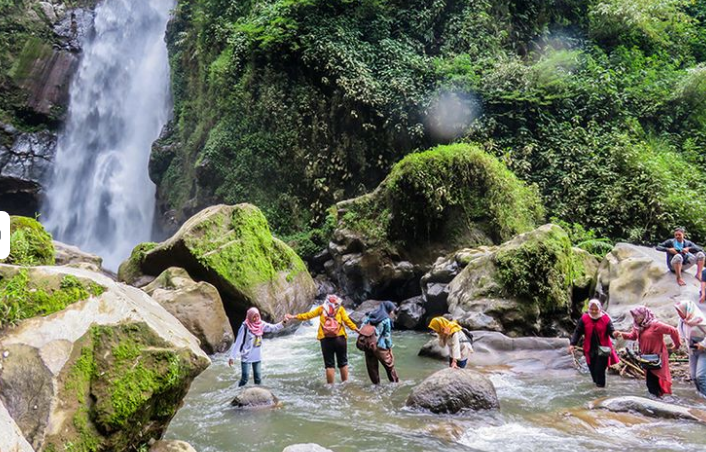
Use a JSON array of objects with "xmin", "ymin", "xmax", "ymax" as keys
[{"xmin": 165, "ymin": 323, "xmax": 706, "ymax": 452}]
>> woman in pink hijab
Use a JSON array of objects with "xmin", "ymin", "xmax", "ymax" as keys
[
  {"xmin": 228, "ymin": 307, "xmax": 284, "ymax": 387},
  {"xmin": 615, "ymin": 306, "xmax": 680, "ymax": 397},
  {"xmin": 675, "ymin": 299, "xmax": 706, "ymax": 396}
]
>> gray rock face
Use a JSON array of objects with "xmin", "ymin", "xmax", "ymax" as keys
[
  {"xmin": 54, "ymin": 8, "xmax": 95, "ymax": 52},
  {"xmin": 592, "ymin": 396, "xmax": 706, "ymax": 423},
  {"xmin": 143, "ymin": 267, "xmax": 235, "ymax": 354},
  {"xmin": 150, "ymin": 440, "xmax": 198, "ymax": 452},
  {"xmin": 231, "ymin": 387, "xmax": 280, "ymax": 409},
  {"xmin": 53, "ymin": 240, "xmax": 103, "ymax": 269},
  {"xmin": 418, "ymin": 337, "xmax": 450, "ymax": 361},
  {"xmin": 348, "ymin": 299, "xmax": 384, "ymax": 325},
  {"xmin": 406, "ymin": 368, "xmax": 499, "ymax": 413},
  {"xmin": 396, "ymin": 296, "xmax": 426, "ymax": 330},
  {"xmin": 597, "ymin": 243, "xmax": 701, "ymax": 330},
  {"xmin": 282, "ymin": 445, "xmax": 334, "ymax": 452}
]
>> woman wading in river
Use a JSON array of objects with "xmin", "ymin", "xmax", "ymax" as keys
[{"xmin": 569, "ymin": 299, "xmax": 620, "ymax": 388}]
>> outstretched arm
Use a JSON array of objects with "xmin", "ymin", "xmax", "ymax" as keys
[
  {"xmin": 290, "ymin": 306, "xmax": 323, "ymax": 321},
  {"xmin": 339, "ymin": 308, "xmax": 359, "ymax": 332}
]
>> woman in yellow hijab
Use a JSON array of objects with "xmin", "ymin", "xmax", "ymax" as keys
[{"xmin": 428, "ymin": 317, "xmax": 473, "ymax": 368}]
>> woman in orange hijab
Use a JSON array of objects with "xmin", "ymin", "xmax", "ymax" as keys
[{"xmin": 428, "ymin": 317, "xmax": 473, "ymax": 368}]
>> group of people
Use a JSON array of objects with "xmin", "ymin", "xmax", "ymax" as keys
[{"xmin": 228, "ymin": 294, "xmax": 472, "ymax": 386}]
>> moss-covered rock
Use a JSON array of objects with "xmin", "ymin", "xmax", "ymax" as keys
[
  {"xmin": 444, "ymin": 224, "xmax": 598, "ymax": 336},
  {"xmin": 122, "ymin": 204, "xmax": 316, "ymax": 324},
  {"xmin": 1, "ymin": 215, "xmax": 55, "ymax": 265},
  {"xmin": 0, "ymin": 264, "xmax": 209, "ymax": 452},
  {"xmin": 117, "ymin": 242, "xmax": 158, "ymax": 286},
  {"xmin": 326, "ymin": 143, "xmax": 544, "ymax": 301}
]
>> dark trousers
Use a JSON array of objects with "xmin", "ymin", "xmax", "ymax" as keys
[
  {"xmin": 239, "ymin": 361, "xmax": 262, "ymax": 387},
  {"xmin": 588, "ymin": 355, "xmax": 608, "ymax": 387},
  {"xmin": 364, "ymin": 348, "xmax": 399, "ymax": 384},
  {"xmin": 646, "ymin": 370, "xmax": 662, "ymax": 397}
]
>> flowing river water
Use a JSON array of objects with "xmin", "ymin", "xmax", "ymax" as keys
[{"xmin": 165, "ymin": 322, "xmax": 706, "ymax": 452}]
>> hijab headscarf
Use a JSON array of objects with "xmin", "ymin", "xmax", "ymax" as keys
[
  {"xmin": 428, "ymin": 317, "xmax": 462, "ymax": 336},
  {"xmin": 367, "ymin": 301, "xmax": 397, "ymax": 325},
  {"xmin": 587, "ymin": 299, "xmax": 606, "ymax": 320},
  {"xmin": 245, "ymin": 307, "xmax": 264, "ymax": 336},
  {"xmin": 675, "ymin": 299, "xmax": 706, "ymax": 327},
  {"xmin": 630, "ymin": 306, "xmax": 656, "ymax": 331},
  {"xmin": 324, "ymin": 294, "xmax": 342, "ymax": 316}
]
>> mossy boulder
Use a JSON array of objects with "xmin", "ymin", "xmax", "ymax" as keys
[
  {"xmin": 117, "ymin": 242, "xmax": 158, "ymax": 286},
  {"xmin": 445, "ymin": 224, "xmax": 599, "ymax": 335},
  {"xmin": 326, "ymin": 143, "xmax": 544, "ymax": 301},
  {"xmin": 0, "ymin": 264, "xmax": 209, "ymax": 452},
  {"xmin": 122, "ymin": 204, "xmax": 316, "ymax": 324},
  {"xmin": 0, "ymin": 216, "xmax": 55, "ymax": 266}
]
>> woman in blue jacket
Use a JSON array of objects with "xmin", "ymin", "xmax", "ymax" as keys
[{"xmin": 362, "ymin": 301, "xmax": 400, "ymax": 384}]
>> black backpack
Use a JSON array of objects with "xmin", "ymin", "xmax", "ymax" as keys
[{"xmin": 461, "ymin": 328, "xmax": 474, "ymax": 345}]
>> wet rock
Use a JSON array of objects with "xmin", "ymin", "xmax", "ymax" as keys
[
  {"xmin": 406, "ymin": 368, "xmax": 499, "ymax": 413},
  {"xmin": 592, "ymin": 396, "xmax": 706, "ymax": 423},
  {"xmin": 231, "ymin": 387, "xmax": 280, "ymax": 409},
  {"xmin": 282, "ymin": 445, "xmax": 334, "ymax": 452},
  {"xmin": 467, "ymin": 331, "xmax": 572, "ymax": 371},
  {"xmin": 54, "ymin": 8, "xmax": 95, "ymax": 52},
  {"xmin": 396, "ymin": 296, "xmax": 425, "ymax": 330},
  {"xmin": 418, "ymin": 337, "xmax": 450, "ymax": 361},
  {"xmin": 597, "ymin": 243, "xmax": 700, "ymax": 330},
  {"xmin": 150, "ymin": 439, "xmax": 198, "ymax": 452},
  {"xmin": 348, "ymin": 299, "xmax": 384, "ymax": 325},
  {"xmin": 0, "ymin": 264, "xmax": 209, "ymax": 451},
  {"xmin": 0, "ymin": 401, "xmax": 33, "ymax": 452},
  {"xmin": 54, "ymin": 240, "xmax": 103, "ymax": 269},
  {"xmin": 143, "ymin": 267, "xmax": 234, "ymax": 354}
]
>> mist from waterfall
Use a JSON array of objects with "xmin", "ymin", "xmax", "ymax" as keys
[{"xmin": 42, "ymin": 0, "xmax": 174, "ymax": 271}]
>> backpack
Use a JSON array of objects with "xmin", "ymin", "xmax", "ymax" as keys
[
  {"xmin": 322, "ymin": 308, "xmax": 341, "ymax": 337},
  {"xmin": 461, "ymin": 328, "xmax": 474, "ymax": 346},
  {"xmin": 356, "ymin": 323, "xmax": 378, "ymax": 352}
]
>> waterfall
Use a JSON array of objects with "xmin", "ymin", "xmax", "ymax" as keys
[{"xmin": 42, "ymin": 0, "xmax": 174, "ymax": 271}]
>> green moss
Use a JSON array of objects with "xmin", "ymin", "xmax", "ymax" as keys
[
  {"xmin": 183, "ymin": 204, "xmax": 307, "ymax": 298},
  {"xmin": 2, "ymin": 216, "xmax": 55, "ymax": 266},
  {"xmin": 8, "ymin": 36, "xmax": 52, "ymax": 82},
  {"xmin": 117, "ymin": 242, "xmax": 158, "ymax": 283},
  {"xmin": 0, "ymin": 269, "xmax": 105, "ymax": 329},
  {"xmin": 494, "ymin": 224, "xmax": 575, "ymax": 312}
]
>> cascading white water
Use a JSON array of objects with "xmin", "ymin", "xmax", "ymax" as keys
[{"xmin": 42, "ymin": 0, "xmax": 174, "ymax": 270}]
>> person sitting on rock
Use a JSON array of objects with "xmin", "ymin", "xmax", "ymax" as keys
[
  {"xmin": 569, "ymin": 299, "xmax": 620, "ymax": 388},
  {"xmin": 428, "ymin": 317, "xmax": 473, "ymax": 369},
  {"xmin": 615, "ymin": 306, "xmax": 680, "ymax": 397},
  {"xmin": 656, "ymin": 227, "xmax": 705, "ymax": 286},
  {"xmin": 229, "ymin": 307, "xmax": 284, "ymax": 387},
  {"xmin": 361, "ymin": 301, "xmax": 400, "ymax": 384},
  {"xmin": 285, "ymin": 294, "xmax": 359, "ymax": 385},
  {"xmin": 675, "ymin": 299, "xmax": 706, "ymax": 397}
]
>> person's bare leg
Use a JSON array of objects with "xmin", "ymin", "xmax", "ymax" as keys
[
  {"xmin": 697, "ymin": 259, "xmax": 704, "ymax": 281},
  {"xmin": 340, "ymin": 365, "xmax": 349, "ymax": 382},
  {"xmin": 675, "ymin": 262, "xmax": 685, "ymax": 286},
  {"xmin": 326, "ymin": 368, "xmax": 335, "ymax": 385}
]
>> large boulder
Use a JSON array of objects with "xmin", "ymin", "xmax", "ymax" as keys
[
  {"xmin": 150, "ymin": 440, "xmax": 198, "ymax": 452},
  {"xmin": 1, "ymin": 216, "xmax": 55, "ymax": 266},
  {"xmin": 53, "ymin": 240, "xmax": 103, "ymax": 269},
  {"xmin": 230, "ymin": 387, "xmax": 280, "ymax": 409},
  {"xmin": 119, "ymin": 204, "xmax": 317, "ymax": 324},
  {"xmin": 597, "ymin": 243, "xmax": 701, "ymax": 330},
  {"xmin": 324, "ymin": 143, "xmax": 544, "ymax": 302},
  {"xmin": 348, "ymin": 299, "xmax": 384, "ymax": 325},
  {"xmin": 406, "ymin": 368, "xmax": 499, "ymax": 413},
  {"xmin": 396, "ymin": 295, "xmax": 426, "ymax": 330},
  {"xmin": 143, "ymin": 267, "xmax": 234, "ymax": 354},
  {"xmin": 0, "ymin": 264, "xmax": 210, "ymax": 452},
  {"xmin": 591, "ymin": 396, "xmax": 706, "ymax": 423},
  {"xmin": 445, "ymin": 224, "xmax": 599, "ymax": 336}
]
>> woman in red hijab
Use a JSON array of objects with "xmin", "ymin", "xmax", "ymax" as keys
[{"xmin": 615, "ymin": 306, "xmax": 680, "ymax": 397}]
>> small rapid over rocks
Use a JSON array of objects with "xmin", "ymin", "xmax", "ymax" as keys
[{"xmin": 42, "ymin": 0, "xmax": 174, "ymax": 270}]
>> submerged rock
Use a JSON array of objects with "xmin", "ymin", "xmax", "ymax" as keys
[
  {"xmin": 597, "ymin": 243, "xmax": 700, "ymax": 330},
  {"xmin": 0, "ymin": 264, "xmax": 209, "ymax": 451},
  {"xmin": 120, "ymin": 204, "xmax": 316, "ymax": 324},
  {"xmin": 406, "ymin": 368, "xmax": 499, "ymax": 413},
  {"xmin": 282, "ymin": 445, "xmax": 334, "ymax": 452},
  {"xmin": 591, "ymin": 396, "xmax": 706, "ymax": 423},
  {"xmin": 143, "ymin": 267, "xmax": 234, "ymax": 354},
  {"xmin": 150, "ymin": 439, "xmax": 198, "ymax": 452},
  {"xmin": 231, "ymin": 387, "xmax": 280, "ymax": 409}
]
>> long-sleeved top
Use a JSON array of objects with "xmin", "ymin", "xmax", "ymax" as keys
[
  {"xmin": 443, "ymin": 331, "xmax": 473, "ymax": 361},
  {"xmin": 296, "ymin": 305, "xmax": 357, "ymax": 340},
  {"xmin": 656, "ymin": 238, "xmax": 703, "ymax": 268},
  {"xmin": 678, "ymin": 320, "xmax": 706, "ymax": 349},
  {"xmin": 623, "ymin": 321, "xmax": 680, "ymax": 393},
  {"xmin": 571, "ymin": 313, "xmax": 619, "ymax": 366},
  {"xmin": 230, "ymin": 321, "xmax": 283, "ymax": 363},
  {"xmin": 362, "ymin": 317, "xmax": 392, "ymax": 350}
]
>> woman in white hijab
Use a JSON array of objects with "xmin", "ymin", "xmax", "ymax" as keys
[{"xmin": 675, "ymin": 299, "xmax": 706, "ymax": 396}]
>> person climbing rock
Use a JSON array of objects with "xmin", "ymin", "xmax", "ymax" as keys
[
  {"xmin": 361, "ymin": 301, "xmax": 400, "ymax": 384},
  {"xmin": 229, "ymin": 307, "xmax": 284, "ymax": 387},
  {"xmin": 656, "ymin": 227, "xmax": 705, "ymax": 286},
  {"xmin": 428, "ymin": 316, "xmax": 473, "ymax": 369},
  {"xmin": 615, "ymin": 306, "xmax": 680, "ymax": 397},
  {"xmin": 675, "ymin": 299, "xmax": 706, "ymax": 397},
  {"xmin": 285, "ymin": 294, "xmax": 359, "ymax": 385},
  {"xmin": 569, "ymin": 299, "xmax": 620, "ymax": 388}
]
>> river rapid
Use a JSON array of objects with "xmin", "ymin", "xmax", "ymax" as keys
[{"xmin": 165, "ymin": 322, "xmax": 706, "ymax": 452}]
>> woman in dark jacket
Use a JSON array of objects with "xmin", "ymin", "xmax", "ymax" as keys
[{"xmin": 569, "ymin": 299, "xmax": 620, "ymax": 387}]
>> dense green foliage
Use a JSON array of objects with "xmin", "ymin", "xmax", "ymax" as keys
[
  {"xmin": 2, "ymin": 215, "xmax": 56, "ymax": 265},
  {"xmin": 158, "ymin": 0, "xmax": 706, "ymax": 244}
]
